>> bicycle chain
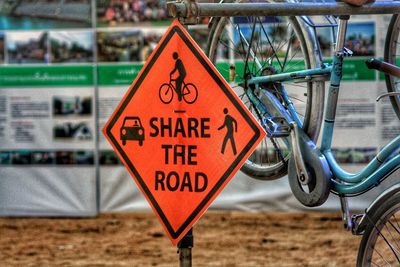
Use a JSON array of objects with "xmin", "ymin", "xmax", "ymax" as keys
[{"xmin": 270, "ymin": 134, "xmax": 287, "ymax": 165}]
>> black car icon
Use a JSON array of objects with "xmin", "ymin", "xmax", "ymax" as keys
[{"xmin": 120, "ymin": 116, "xmax": 145, "ymax": 146}]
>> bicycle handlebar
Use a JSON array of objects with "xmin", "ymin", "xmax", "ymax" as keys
[{"xmin": 365, "ymin": 58, "xmax": 400, "ymax": 78}]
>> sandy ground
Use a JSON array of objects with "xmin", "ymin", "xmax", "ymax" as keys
[{"xmin": 0, "ymin": 212, "xmax": 361, "ymax": 267}]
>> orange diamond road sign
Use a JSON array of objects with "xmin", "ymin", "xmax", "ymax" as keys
[{"xmin": 103, "ymin": 19, "xmax": 266, "ymax": 245}]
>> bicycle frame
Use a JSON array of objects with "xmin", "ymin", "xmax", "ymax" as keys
[
  {"xmin": 244, "ymin": 16, "xmax": 400, "ymax": 197},
  {"xmin": 320, "ymin": 17, "xmax": 400, "ymax": 196},
  {"xmin": 170, "ymin": 79, "xmax": 189, "ymax": 93},
  {"xmin": 169, "ymin": 78, "xmax": 177, "ymax": 90},
  {"xmin": 247, "ymin": 65, "xmax": 332, "ymax": 127},
  {"xmin": 220, "ymin": 17, "xmax": 400, "ymax": 197}
]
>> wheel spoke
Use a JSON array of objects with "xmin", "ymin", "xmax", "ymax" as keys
[
  {"xmin": 370, "ymin": 260, "xmax": 381, "ymax": 267},
  {"xmin": 206, "ymin": 7, "xmax": 323, "ymax": 179},
  {"xmin": 386, "ymin": 220, "xmax": 400, "ymax": 247},
  {"xmin": 377, "ymin": 229, "xmax": 400, "ymax": 263},
  {"xmin": 259, "ymin": 18, "xmax": 283, "ymax": 70},
  {"xmin": 281, "ymin": 28, "xmax": 294, "ymax": 72},
  {"xmin": 373, "ymin": 246, "xmax": 393, "ymax": 266},
  {"xmin": 369, "ymin": 215, "xmax": 400, "ymax": 264},
  {"xmin": 393, "ymin": 214, "xmax": 400, "ymax": 232}
]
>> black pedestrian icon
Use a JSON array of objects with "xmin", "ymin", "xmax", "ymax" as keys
[
  {"xmin": 218, "ymin": 108, "xmax": 237, "ymax": 155},
  {"xmin": 159, "ymin": 52, "xmax": 198, "ymax": 104}
]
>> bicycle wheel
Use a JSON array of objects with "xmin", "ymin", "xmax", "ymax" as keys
[
  {"xmin": 384, "ymin": 14, "xmax": 400, "ymax": 120},
  {"xmin": 159, "ymin": 83, "xmax": 174, "ymax": 104},
  {"xmin": 183, "ymin": 83, "xmax": 198, "ymax": 104},
  {"xmin": 206, "ymin": 1, "xmax": 325, "ymax": 180},
  {"xmin": 357, "ymin": 194, "xmax": 400, "ymax": 267}
]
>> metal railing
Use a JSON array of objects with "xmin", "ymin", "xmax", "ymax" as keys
[{"xmin": 167, "ymin": 1, "xmax": 400, "ymax": 19}]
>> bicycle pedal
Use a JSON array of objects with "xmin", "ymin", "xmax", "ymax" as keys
[
  {"xmin": 263, "ymin": 117, "xmax": 291, "ymax": 138},
  {"xmin": 351, "ymin": 214, "xmax": 364, "ymax": 235}
]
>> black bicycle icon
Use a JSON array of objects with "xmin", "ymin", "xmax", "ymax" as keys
[
  {"xmin": 159, "ymin": 52, "xmax": 198, "ymax": 104},
  {"xmin": 159, "ymin": 78, "xmax": 198, "ymax": 104}
]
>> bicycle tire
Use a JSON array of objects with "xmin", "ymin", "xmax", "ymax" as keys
[
  {"xmin": 357, "ymin": 193, "xmax": 400, "ymax": 266},
  {"xmin": 206, "ymin": 1, "xmax": 325, "ymax": 180},
  {"xmin": 159, "ymin": 83, "xmax": 174, "ymax": 104},
  {"xmin": 384, "ymin": 14, "xmax": 400, "ymax": 120},
  {"xmin": 183, "ymin": 83, "xmax": 198, "ymax": 104}
]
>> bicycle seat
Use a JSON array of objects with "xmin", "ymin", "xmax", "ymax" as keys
[{"xmin": 341, "ymin": 0, "xmax": 375, "ymax": 7}]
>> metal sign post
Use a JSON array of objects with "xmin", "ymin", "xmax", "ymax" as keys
[{"xmin": 178, "ymin": 228, "xmax": 193, "ymax": 267}]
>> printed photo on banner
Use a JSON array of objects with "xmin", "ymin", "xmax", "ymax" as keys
[
  {"xmin": 50, "ymin": 31, "xmax": 94, "ymax": 63},
  {"xmin": 31, "ymin": 151, "xmax": 55, "ymax": 165},
  {"xmin": 99, "ymin": 150, "xmax": 122, "ymax": 165},
  {"xmin": 53, "ymin": 121, "xmax": 93, "ymax": 141},
  {"xmin": 96, "ymin": 27, "xmax": 171, "ymax": 63},
  {"xmin": 141, "ymin": 27, "xmax": 165, "ymax": 61},
  {"xmin": 54, "ymin": 150, "xmax": 94, "ymax": 165},
  {"xmin": 6, "ymin": 30, "xmax": 94, "ymax": 64},
  {"xmin": 97, "ymin": 29, "xmax": 143, "ymax": 62},
  {"xmin": 11, "ymin": 150, "xmax": 32, "ymax": 165},
  {"xmin": 7, "ymin": 31, "xmax": 49, "ymax": 64},
  {"xmin": 53, "ymin": 95, "xmax": 93, "ymax": 116},
  {"xmin": 0, "ymin": 0, "xmax": 92, "ymax": 30},
  {"xmin": 345, "ymin": 22, "xmax": 375, "ymax": 56},
  {"xmin": 0, "ymin": 151, "xmax": 10, "ymax": 165},
  {"xmin": 314, "ymin": 21, "xmax": 375, "ymax": 57},
  {"xmin": 96, "ymin": 0, "xmax": 169, "ymax": 27}
]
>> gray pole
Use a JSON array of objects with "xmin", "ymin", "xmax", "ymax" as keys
[
  {"xmin": 178, "ymin": 228, "xmax": 193, "ymax": 267},
  {"xmin": 167, "ymin": 1, "xmax": 400, "ymax": 18}
]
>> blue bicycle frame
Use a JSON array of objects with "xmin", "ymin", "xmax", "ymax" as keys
[{"xmin": 246, "ymin": 17, "xmax": 400, "ymax": 197}]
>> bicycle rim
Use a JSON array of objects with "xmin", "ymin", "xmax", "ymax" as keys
[
  {"xmin": 384, "ymin": 14, "xmax": 400, "ymax": 120},
  {"xmin": 159, "ymin": 83, "xmax": 174, "ymax": 104},
  {"xmin": 357, "ymin": 198, "xmax": 400, "ymax": 267},
  {"xmin": 206, "ymin": 7, "xmax": 324, "ymax": 180},
  {"xmin": 183, "ymin": 83, "xmax": 198, "ymax": 104}
]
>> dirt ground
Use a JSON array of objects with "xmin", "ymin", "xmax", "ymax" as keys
[{"xmin": 0, "ymin": 211, "xmax": 361, "ymax": 266}]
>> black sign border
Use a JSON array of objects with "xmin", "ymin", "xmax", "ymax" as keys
[{"xmin": 106, "ymin": 24, "xmax": 262, "ymax": 240}]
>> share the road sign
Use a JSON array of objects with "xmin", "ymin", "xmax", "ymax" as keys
[{"xmin": 103, "ymin": 20, "xmax": 265, "ymax": 245}]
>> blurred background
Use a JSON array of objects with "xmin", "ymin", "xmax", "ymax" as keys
[{"xmin": 0, "ymin": 0, "xmax": 398, "ymax": 218}]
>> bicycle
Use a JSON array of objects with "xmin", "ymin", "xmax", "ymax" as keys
[
  {"xmin": 159, "ymin": 76, "xmax": 198, "ymax": 104},
  {"xmin": 167, "ymin": 0, "xmax": 400, "ymax": 266}
]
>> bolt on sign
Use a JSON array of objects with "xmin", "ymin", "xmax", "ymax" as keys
[{"xmin": 103, "ymin": 19, "xmax": 266, "ymax": 245}]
